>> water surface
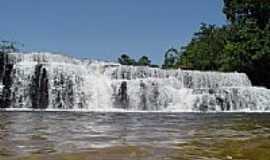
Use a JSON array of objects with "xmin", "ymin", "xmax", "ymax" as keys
[{"xmin": 0, "ymin": 112, "xmax": 270, "ymax": 160}]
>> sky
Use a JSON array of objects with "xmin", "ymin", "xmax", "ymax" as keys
[{"xmin": 0, "ymin": 0, "xmax": 226, "ymax": 64}]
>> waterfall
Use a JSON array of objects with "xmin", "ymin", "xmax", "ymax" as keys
[{"xmin": 0, "ymin": 52, "xmax": 270, "ymax": 112}]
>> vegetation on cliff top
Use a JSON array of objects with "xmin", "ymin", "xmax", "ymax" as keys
[
  {"xmin": 119, "ymin": 0, "xmax": 270, "ymax": 88},
  {"xmin": 176, "ymin": 0, "xmax": 270, "ymax": 88}
]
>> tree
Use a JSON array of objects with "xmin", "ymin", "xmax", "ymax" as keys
[
  {"xmin": 223, "ymin": 24, "xmax": 270, "ymax": 87},
  {"xmin": 177, "ymin": 24, "xmax": 229, "ymax": 71},
  {"xmin": 117, "ymin": 54, "xmax": 157, "ymax": 67},
  {"xmin": 223, "ymin": 0, "xmax": 270, "ymax": 29},
  {"xmin": 118, "ymin": 54, "xmax": 136, "ymax": 65},
  {"xmin": 172, "ymin": 0, "xmax": 270, "ymax": 88},
  {"xmin": 222, "ymin": 0, "xmax": 270, "ymax": 87},
  {"xmin": 162, "ymin": 48, "xmax": 179, "ymax": 69},
  {"xmin": 137, "ymin": 56, "xmax": 151, "ymax": 66}
]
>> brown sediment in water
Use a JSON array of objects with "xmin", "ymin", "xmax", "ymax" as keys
[
  {"xmin": 1, "ymin": 146, "xmax": 152, "ymax": 160},
  {"xmin": 2, "ymin": 136, "xmax": 270, "ymax": 160},
  {"xmin": 171, "ymin": 136, "xmax": 270, "ymax": 160}
]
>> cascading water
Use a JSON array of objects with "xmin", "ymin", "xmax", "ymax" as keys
[{"xmin": 0, "ymin": 52, "xmax": 270, "ymax": 112}]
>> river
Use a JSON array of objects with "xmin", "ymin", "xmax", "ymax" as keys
[{"xmin": 0, "ymin": 112, "xmax": 270, "ymax": 160}]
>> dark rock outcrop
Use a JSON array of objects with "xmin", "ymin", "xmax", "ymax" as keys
[
  {"xmin": 52, "ymin": 74, "xmax": 74, "ymax": 109},
  {"xmin": 114, "ymin": 81, "xmax": 129, "ymax": 109},
  {"xmin": 0, "ymin": 53, "xmax": 14, "ymax": 108},
  {"xmin": 30, "ymin": 64, "xmax": 49, "ymax": 109}
]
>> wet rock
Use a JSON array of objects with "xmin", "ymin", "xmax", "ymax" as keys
[
  {"xmin": 139, "ymin": 81, "xmax": 147, "ymax": 110},
  {"xmin": 30, "ymin": 64, "xmax": 49, "ymax": 109},
  {"xmin": 0, "ymin": 63, "xmax": 14, "ymax": 108},
  {"xmin": 114, "ymin": 81, "xmax": 129, "ymax": 109}
]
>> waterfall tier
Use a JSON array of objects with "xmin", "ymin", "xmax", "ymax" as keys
[{"xmin": 0, "ymin": 52, "xmax": 269, "ymax": 112}]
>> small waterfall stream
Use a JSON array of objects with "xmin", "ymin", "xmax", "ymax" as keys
[{"xmin": 1, "ymin": 52, "xmax": 270, "ymax": 112}]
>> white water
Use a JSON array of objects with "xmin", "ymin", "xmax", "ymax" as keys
[{"xmin": 1, "ymin": 52, "xmax": 270, "ymax": 112}]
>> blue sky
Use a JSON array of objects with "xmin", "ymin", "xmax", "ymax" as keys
[{"xmin": 0, "ymin": 0, "xmax": 226, "ymax": 64}]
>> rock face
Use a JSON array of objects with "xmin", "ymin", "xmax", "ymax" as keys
[
  {"xmin": 30, "ymin": 64, "xmax": 49, "ymax": 109},
  {"xmin": 0, "ymin": 53, "xmax": 14, "ymax": 108},
  {"xmin": 0, "ymin": 52, "xmax": 270, "ymax": 112}
]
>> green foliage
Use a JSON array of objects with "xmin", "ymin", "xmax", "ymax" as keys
[
  {"xmin": 223, "ymin": 0, "xmax": 270, "ymax": 29},
  {"xmin": 162, "ymin": 48, "xmax": 179, "ymax": 69},
  {"xmin": 177, "ymin": 24, "xmax": 229, "ymax": 71},
  {"xmin": 149, "ymin": 64, "xmax": 159, "ymax": 68},
  {"xmin": 171, "ymin": 0, "xmax": 270, "ymax": 88},
  {"xmin": 118, "ymin": 54, "xmax": 136, "ymax": 65},
  {"xmin": 137, "ymin": 56, "xmax": 151, "ymax": 66},
  {"xmin": 118, "ymin": 54, "xmax": 158, "ymax": 67}
]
